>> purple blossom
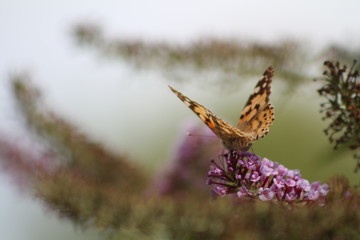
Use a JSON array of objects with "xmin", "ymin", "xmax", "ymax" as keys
[
  {"xmin": 213, "ymin": 186, "xmax": 227, "ymax": 197},
  {"xmin": 297, "ymin": 179, "xmax": 311, "ymax": 191},
  {"xmin": 207, "ymin": 151, "xmax": 330, "ymax": 204},
  {"xmin": 271, "ymin": 185, "xmax": 285, "ymax": 199},
  {"xmin": 306, "ymin": 189, "xmax": 320, "ymax": 200},
  {"xmin": 250, "ymin": 171, "xmax": 260, "ymax": 182},
  {"xmin": 287, "ymin": 169, "xmax": 301, "ymax": 179},
  {"xmin": 237, "ymin": 187, "xmax": 249, "ymax": 198},
  {"xmin": 285, "ymin": 179, "xmax": 296, "ymax": 187},
  {"xmin": 285, "ymin": 191, "xmax": 298, "ymax": 201},
  {"xmin": 319, "ymin": 184, "xmax": 330, "ymax": 196},
  {"xmin": 273, "ymin": 176, "xmax": 285, "ymax": 188},
  {"xmin": 260, "ymin": 164, "xmax": 274, "ymax": 177},
  {"xmin": 259, "ymin": 187, "xmax": 275, "ymax": 201},
  {"xmin": 209, "ymin": 166, "xmax": 223, "ymax": 177},
  {"xmin": 310, "ymin": 181, "xmax": 330, "ymax": 195},
  {"xmin": 277, "ymin": 165, "xmax": 288, "ymax": 176}
]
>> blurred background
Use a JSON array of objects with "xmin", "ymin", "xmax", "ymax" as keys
[{"xmin": 1, "ymin": 1, "xmax": 360, "ymax": 239}]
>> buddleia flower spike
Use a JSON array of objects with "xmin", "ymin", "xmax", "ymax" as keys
[{"xmin": 207, "ymin": 151, "xmax": 329, "ymax": 204}]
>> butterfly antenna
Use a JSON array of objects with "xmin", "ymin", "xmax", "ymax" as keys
[{"xmin": 186, "ymin": 132, "xmax": 217, "ymax": 138}]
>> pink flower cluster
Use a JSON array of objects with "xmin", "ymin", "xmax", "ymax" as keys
[{"xmin": 207, "ymin": 151, "xmax": 329, "ymax": 204}]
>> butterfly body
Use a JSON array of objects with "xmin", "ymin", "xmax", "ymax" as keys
[{"xmin": 169, "ymin": 67, "xmax": 275, "ymax": 151}]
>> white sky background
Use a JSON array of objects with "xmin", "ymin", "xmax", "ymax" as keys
[{"xmin": 0, "ymin": 1, "xmax": 360, "ymax": 240}]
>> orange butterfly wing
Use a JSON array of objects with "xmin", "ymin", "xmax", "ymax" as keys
[
  {"xmin": 168, "ymin": 86, "xmax": 247, "ymax": 141},
  {"xmin": 237, "ymin": 67, "xmax": 275, "ymax": 139}
]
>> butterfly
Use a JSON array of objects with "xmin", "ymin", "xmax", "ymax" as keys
[{"xmin": 169, "ymin": 67, "xmax": 275, "ymax": 151}]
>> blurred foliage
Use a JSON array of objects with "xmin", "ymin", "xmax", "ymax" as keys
[
  {"xmin": 72, "ymin": 23, "xmax": 309, "ymax": 92},
  {"xmin": 10, "ymin": 74, "xmax": 148, "ymax": 193},
  {"xmin": 72, "ymin": 23, "xmax": 360, "ymax": 94},
  {"xmin": 321, "ymin": 46, "xmax": 360, "ymax": 66},
  {"xmin": 316, "ymin": 61, "xmax": 360, "ymax": 171}
]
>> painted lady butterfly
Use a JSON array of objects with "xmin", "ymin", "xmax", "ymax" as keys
[{"xmin": 169, "ymin": 67, "xmax": 275, "ymax": 151}]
